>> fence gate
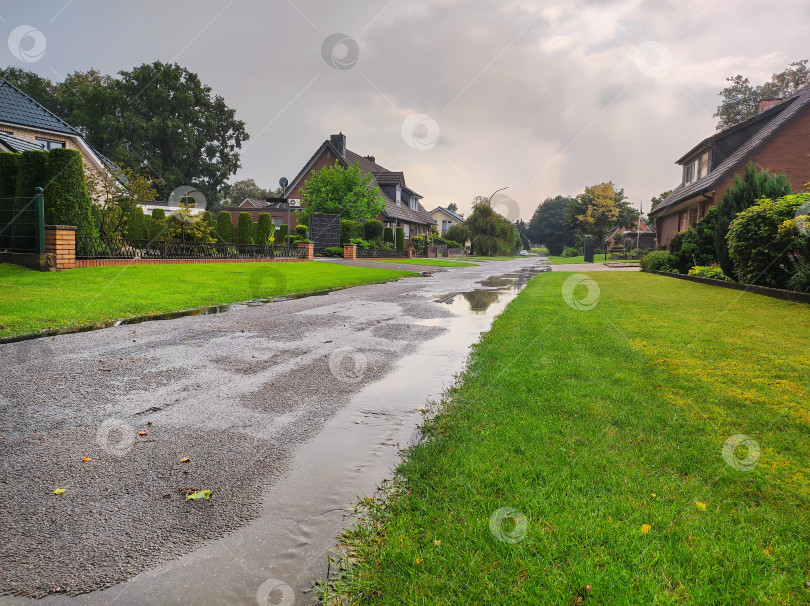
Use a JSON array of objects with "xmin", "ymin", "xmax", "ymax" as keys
[
  {"xmin": 0, "ymin": 189, "xmax": 45, "ymax": 253},
  {"xmin": 309, "ymin": 213, "xmax": 341, "ymax": 254}
]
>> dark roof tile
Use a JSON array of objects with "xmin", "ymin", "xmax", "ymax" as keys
[{"xmin": 0, "ymin": 79, "xmax": 81, "ymax": 136}]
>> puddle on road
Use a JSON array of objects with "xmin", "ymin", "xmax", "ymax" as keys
[{"xmin": 0, "ymin": 262, "xmax": 550, "ymax": 606}]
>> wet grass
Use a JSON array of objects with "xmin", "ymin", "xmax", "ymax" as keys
[
  {"xmin": 375, "ymin": 259, "xmax": 478, "ymax": 267},
  {"xmin": 0, "ymin": 262, "xmax": 416, "ymax": 339},
  {"xmin": 548, "ymin": 255, "xmax": 637, "ymax": 264},
  {"xmin": 338, "ymin": 271, "xmax": 810, "ymax": 605}
]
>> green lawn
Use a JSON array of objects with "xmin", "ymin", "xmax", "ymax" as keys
[
  {"xmin": 0, "ymin": 262, "xmax": 415, "ymax": 339},
  {"xmin": 547, "ymin": 255, "xmax": 637, "ymax": 264},
  {"xmin": 339, "ymin": 272, "xmax": 810, "ymax": 604},
  {"xmin": 374, "ymin": 259, "xmax": 477, "ymax": 267}
]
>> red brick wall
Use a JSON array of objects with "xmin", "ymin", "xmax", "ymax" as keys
[
  {"xmin": 292, "ymin": 148, "xmax": 339, "ymax": 197},
  {"xmin": 749, "ymin": 108, "xmax": 810, "ymax": 192},
  {"xmin": 44, "ymin": 226, "xmax": 76, "ymax": 269},
  {"xmin": 656, "ymin": 214, "xmax": 680, "ymax": 247}
]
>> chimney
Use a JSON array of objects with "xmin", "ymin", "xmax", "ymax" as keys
[
  {"xmin": 365, "ymin": 155, "xmax": 375, "ymax": 163},
  {"xmin": 758, "ymin": 99, "xmax": 783, "ymax": 114},
  {"xmin": 330, "ymin": 132, "xmax": 346, "ymax": 159}
]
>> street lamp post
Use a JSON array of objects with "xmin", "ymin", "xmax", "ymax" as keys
[{"xmin": 486, "ymin": 187, "xmax": 508, "ymax": 206}]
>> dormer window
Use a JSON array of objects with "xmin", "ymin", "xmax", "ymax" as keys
[
  {"xmin": 409, "ymin": 195, "xmax": 417, "ymax": 211},
  {"xmin": 684, "ymin": 151, "xmax": 710, "ymax": 185},
  {"xmin": 396, "ymin": 184, "xmax": 401, "ymax": 204}
]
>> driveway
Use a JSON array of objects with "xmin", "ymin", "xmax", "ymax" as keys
[{"xmin": 0, "ymin": 257, "xmax": 547, "ymax": 604}]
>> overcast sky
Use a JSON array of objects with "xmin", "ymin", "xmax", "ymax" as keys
[{"xmin": 2, "ymin": 1, "xmax": 807, "ymax": 219}]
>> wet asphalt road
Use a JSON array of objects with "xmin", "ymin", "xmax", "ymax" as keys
[{"xmin": 0, "ymin": 257, "xmax": 548, "ymax": 603}]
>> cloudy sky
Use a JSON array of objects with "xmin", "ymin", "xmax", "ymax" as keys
[{"xmin": 2, "ymin": 1, "xmax": 807, "ymax": 219}]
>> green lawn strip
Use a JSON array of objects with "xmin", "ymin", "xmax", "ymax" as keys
[
  {"xmin": 374, "ymin": 259, "xmax": 477, "ymax": 267},
  {"xmin": 342, "ymin": 272, "xmax": 810, "ymax": 604},
  {"xmin": 0, "ymin": 262, "xmax": 415, "ymax": 339},
  {"xmin": 547, "ymin": 255, "xmax": 637, "ymax": 265}
]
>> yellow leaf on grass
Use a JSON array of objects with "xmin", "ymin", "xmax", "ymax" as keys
[
  {"xmin": 54, "ymin": 488, "xmax": 65, "ymax": 494},
  {"xmin": 416, "ymin": 558, "xmax": 423, "ymax": 564},
  {"xmin": 641, "ymin": 524, "xmax": 651, "ymax": 534}
]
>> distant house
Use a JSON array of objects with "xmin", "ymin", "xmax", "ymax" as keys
[
  {"xmin": 650, "ymin": 85, "xmax": 810, "ymax": 247},
  {"xmin": 605, "ymin": 217, "xmax": 655, "ymax": 249},
  {"xmin": 0, "ymin": 79, "xmax": 118, "ymax": 199},
  {"xmin": 429, "ymin": 206, "xmax": 464, "ymax": 235},
  {"xmin": 286, "ymin": 133, "xmax": 436, "ymax": 241},
  {"xmin": 221, "ymin": 197, "xmax": 299, "ymax": 231},
  {"xmin": 137, "ymin": 200, "xmax": 205, "ymax": 217}
]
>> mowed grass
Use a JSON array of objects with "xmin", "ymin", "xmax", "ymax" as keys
[
  {"xmin": 374, "ymin": 259, "xmax": 478, "ymax": 267},
  {"xmin": 0, "ymin": 262, "xmax": 415, "ymax": 339},
  {"xmin": 547, "ymin": 255, "xmax": 637, "ymax": 264},
  {"xmin": 342, "ymin": 272, "xmax": 810, "ymax": 605}
]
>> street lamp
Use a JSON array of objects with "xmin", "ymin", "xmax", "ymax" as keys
[{"xmin": 486, "ymin": 187, "xmax": 508, "ymax": 206}]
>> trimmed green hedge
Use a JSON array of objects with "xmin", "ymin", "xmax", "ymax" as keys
[
  {"xmin": 383, "ymin": 226, "xmax": 394, "ymax": 244},
  {"xmin": 15, "ymin": 150, "xmax": 47, "ymax": 200},
  {"xmin": 395, "ymin": 226, "xmax": 405, "ymax": 250},
  {"xmin": 257, "ymin": 213, "xmax": 273, "ymax": 245},
  {"xmin": 215, "ymin": 211, "xmax": 233, "ymax": 243},
  {"xmin": 237, "ymin": 212, "xmax": 253, "ymax": 244},
  {"xmin": 278, "ymin": 223, "xmax": 288, "ymax": 243},
  {"xmin": 44, "ymin": 148, "xmax": 96, "ymax": 240},
  {"xmin": 364, "ymin": 219, "xmax": 384, "ymax": 241},
  {"xmin": 0, "ymin": 153, "xmax": 19, "ymax": 250}
]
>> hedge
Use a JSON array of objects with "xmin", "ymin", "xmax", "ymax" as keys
[
  {"xmin": 237, "ymin": 212, "xmax": 253, "ymax": 244},
  {"xmin": 257, "ymin": 213, "xmax": 273, "ymax": 245},
  {"xmin": 15, "ymin": 150, "xmax": 47, "ymax": 200},
  {"xmin": 0, "ymin": 153, "xmax": 18, "ymax": 249},
  {"xmin": 251, "ymin": 220, "xmax": 260, "ymax": 245},
  {"xmin": 383, "ymin": 226, "xmax": 394, "ymax": 244},
  {"xmin": 364, "ymin": 219, "xmax": 384, "ymax": 241},
  {"xmin": 395, "ymin": 226, "xmax": 405, "ymax": 250},
  {"xmin": 151, "ymin": 208, "xmax": 166, "ymax": 220},
  {"xmin": 341, "ymin": 219, "xmax": 363, "ymax": 243},
  {"xmin": 215, "ymin": 211, "xmax": 233, "ymax": 243},
  {"xmin": 44, "ymin": 148, "xmax": 96, "ymax": 240},
  {"xmin": 296, "ymin": 224, "xmax": 308, "ymax": 238},
  {"xmin": 278, "ymin": 223, "xmax": 288, "ymax": 243}
]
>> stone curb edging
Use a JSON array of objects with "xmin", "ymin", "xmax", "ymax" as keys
[{"xmin": 649, "ymin": 270, "xmax": 810, "ymax": 304}]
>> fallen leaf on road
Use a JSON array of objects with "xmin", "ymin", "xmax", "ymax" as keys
[
  {"xmin": 81, "ymin": 457, "xmax": 91, "ymax": 462},
  {"xmin": 147, "ymin": 420, "xmax": 153, "ymax": 425},
  {"xmin": 53, "ymin": 488, "xmax": 65, "ymax": 494},
  {"xmin": 138, "ymin": 431, "xmax": 148, "ymax": 436},
  {"xmin": 185, "ymin": 490, "xmax": 212, "ymax": 501},
  {"xmin": 179, "ymin": 457, "xmax": 190, "ymax": 463}
]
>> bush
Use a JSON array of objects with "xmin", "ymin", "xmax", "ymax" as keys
[
  {"xmin": 251, "ymin": 220, "xmax": 259, "ymax": 245},
  {"xmin": 237, "ymin": 212, "xmax": 253, "ymax": 244},
  {"xmin": 687, "ymin": 265, "xmax": 730, "ymax": 281},
  {"xmin": 257, "ymin": 213, "xmax": 272, "ymax": 245},
  {"xmin": 341, "ymin": 219, "xmax": 363, "ymax": 243},
  {"xmin": 395, "ymin": 227, "xmax": 405, "ymax": 250},
  {"xmin": 278, "ymin": 223, "xmax": 288, "ymax": 243},
  {"xmin": 727, "ymin": 193, "xmax": 810, "ymax": 289},
  {"xmin": 364, "ymin": 219, "xmax": 384, "ymax": 241},
  {"xmin": 788, "ymin": 261, "xmax": 810, "ymax": 293},
  {"xmin": 668, "ymin": 208, "xmax": 719, "ymax": 274},
  {"xmin": 151, "ymin": 208, "xmax": 165, "ymax": 221},
  {"xmin": 215, "ymin": 211, "xmax": 233, "ymax": 243},
  {"xmin": 0, "ymin": 153, "xmax": 17, "ymax": 199},
  {"xmin": 295, "ymin": 224, "xmax": 308, "ymax": 238},
  {"xmin": 44, "ymin": 148, "xmax": 96, "ymax": 240},
  {"xmin": 349, "ymin": 237, "xmax": 374, "ymax": 250},
  {"xmin": 640, "ymin": 250, "xmax": 674, "ymax": 272},
  {"xmin": 15, "ymin": 151, "xmax": 49, "ymax": 211},
  {"xmin": 323, "ymin": 246, "xmax": 344, "ymax": 257},
  {"xmin": 561, "ymin": 246, "xmax": 579, "ymax": 258},
  {"xmin": 445, "ymin": 223, "xmax": 469, "ymax": 246},
  {"xmin": 383, "ymin": 226, "xmax": 394, "ymax": 244}
]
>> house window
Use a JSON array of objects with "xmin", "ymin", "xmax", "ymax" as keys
[
  {"xmin": 35, "ymin": 137, "xmax": 66, "ymax": 150},
  {"xmin": 403, "ymin": 224, "xmax": 410, "ymax": 238},
  {"xmin": 396, "ymin": 185, "xmax": 401, "ymax": 204},
  {"xmin": 442, "ymin": 220, "xmax": 452, "ymax": 234},
  {"xmin": 409, "ymin": 195, "xmax": 418, "ymax": 211}
]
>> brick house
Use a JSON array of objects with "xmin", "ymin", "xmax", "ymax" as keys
[
  {"xmin": 221, "ymin": 197, "xmax": 299, "ymax": 232},
  {"xmin": 606, "ymin": 217, "xmax": 655, "ymax": 249},
  {"xmin": 286, "ymin": 133, "xmax": 436, "ymax": 241},
  {"xmin": 0, "ymin": 78, "xmax": 117, "ymax": 200},
  {"xmin": 429, "ymin": 206, "xmax": 465, "ymax": 235},
  {"xmin": 650, "ymin": 85, "xmax": 810, "ymax": 247}
]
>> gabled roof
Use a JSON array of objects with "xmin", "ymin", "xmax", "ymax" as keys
[
  {"xmin": 0, "ymin": 79, "xmax": 81, "ymax": 136},
  {"xmin": 607, "ymin": 217, "xmax": 653, "ymax": 239},
  {"xmin": 652, "ymin": 85, "xmax": 810, "ymax": 216},
  {"xmin": 0, "ymin": 132, "xmax": 46, "ymax": 153},
  {"xmin": 429, "ymin": 206, "xmax": 465, "ymax": 223}
]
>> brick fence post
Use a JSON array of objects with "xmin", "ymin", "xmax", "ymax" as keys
[
  {"xmin": 297, "ymin": 241, "xmax": 314, "ymax": 261},
  {"xmin": 343, "ymin": 244, "xmax": 357, "ymax": 260},
  {"xmin": 44, "ymin": 225, "xmax": 76, "ymax": 270},
  {"xmin": 407, "ymin": 247, "xmax": 414, "ymax": 259}
]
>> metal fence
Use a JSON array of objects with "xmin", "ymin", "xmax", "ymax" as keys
[
  {"xmin": 356, "ymin": 248, "xmax": 409, "ymax": 258},
  {"xmin": 0, "ymin": 190, "xmax": 44, "ymax": 253},
  {"xmin": 76, "ymin": 236, "xmax": 303, "ymax": 260}
]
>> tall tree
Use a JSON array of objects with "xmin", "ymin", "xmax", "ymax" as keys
[
  {"xmin": 564, "ymin": 182, "xmax": 635, "ymax": 251},
  {"xmin": 446, "ymin": 202, "xmax": 458, "ymax": 213},
  {"xmin": 527, "ymin": 195, "xmax": 576, "ymax": 255},
  {"xmin": 465, "ymin": 199, "xmax": 515, "ymax": 256},
  {"xmin": 299, "ymin": 161, "xmax": 385, "ymax": 224},
  {"xmin": 714, "ymin": 60, "xmax": 810, "ymax": 130},
  {"xmin": 223, "ymin": 179, "xmax": 271, "ymax": 205}
]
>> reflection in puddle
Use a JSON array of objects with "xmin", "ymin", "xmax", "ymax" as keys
[{"xmin": 436, "ymin": 266, "xmax": 551, "ymax": 313}]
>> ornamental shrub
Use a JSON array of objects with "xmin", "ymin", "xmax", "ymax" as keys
[
  {"xmin": 251, "ymin": 220, "xmax": 260, "ymax": 244},
  {"xmin": 237, "ymin": 212, "xmax": 253, "ymax": 244},
  {"xmin": 215, "ymin": 211, "xmax": 233, "ymax": 243},
  {"xmin": 278, "ymin": 224, "xmax": 289, "ymax": 243},
  {"xmin": 341, "ymin": 219, "xmax": 363, "ymax": 243},
  {"xmin": 640, "ymin": 250, "xmax": 674, "ymax": 272},
  {"xmin": 788, "ymin": 261, "xmax": 810, "ymax": 293},
  {"xmin": 687, "ymin": 265, "xmax": 730, "ymax": 281},
  {"xmin": 364, "ymin": 219, "xmax": 384, "ymax": 241},
  {"xmin": 561, "ymin": 246, "xmax": 579, "ymax": 258},
  {"xmin": 383, "ymin": 226, "xmax": 394, "ymax": 244},
  {"xmin": 445, "ymin": 224, "xmax": 469, "ymax": 247},
  {"xmin": 295, "ymin": 224, "xmax": 308, "ymax": 238},
  {"xmin": 151, "ymin": 208, "xmax": 165, "ymax": 220},
  {"xmin": 667, "ymin": 207, "xmax": 719, "ymax": 274},
  {"xmin": 727, "ymin": 193, "xmax": 810, "ymax": 289},
  {"xmin": 257, "ymin": 213, "xmax": 272, "ymax": 245},
  {"xmin": 323, "ymin": 246, "xmax": 344, "ymax": 257},
  {"xmin": 395, "ymin": 227, "xmax": 405, "ymax": 250},
  {"xmin": 44, "ymin": 148, "xmax": 96, "ymax": 240}
]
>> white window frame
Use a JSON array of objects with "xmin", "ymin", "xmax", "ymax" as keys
[{"xmin": 35, "ymin": 137, "xmax": 66, "ymax": 150}]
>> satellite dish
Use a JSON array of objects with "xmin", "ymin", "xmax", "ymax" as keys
[{"xmin": 279, "ymin": 177, "xmax": 289, "ymax": 189}]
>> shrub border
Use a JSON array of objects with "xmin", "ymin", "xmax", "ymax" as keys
[{"xmin": 649, "ymin": 270, "xmax": 810, "ymax": 304}]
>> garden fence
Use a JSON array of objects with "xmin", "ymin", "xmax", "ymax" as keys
[
  {"xmin": 75, "ymin": 236, "xmax": 303, "ymax": 260},
  {"xmin": 0, "ymin": 190, "xmax": 45, "ymax": 253},
  {"xmin": 356, "ymin": 248, "xmax": 409, "ymax": 258}
]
